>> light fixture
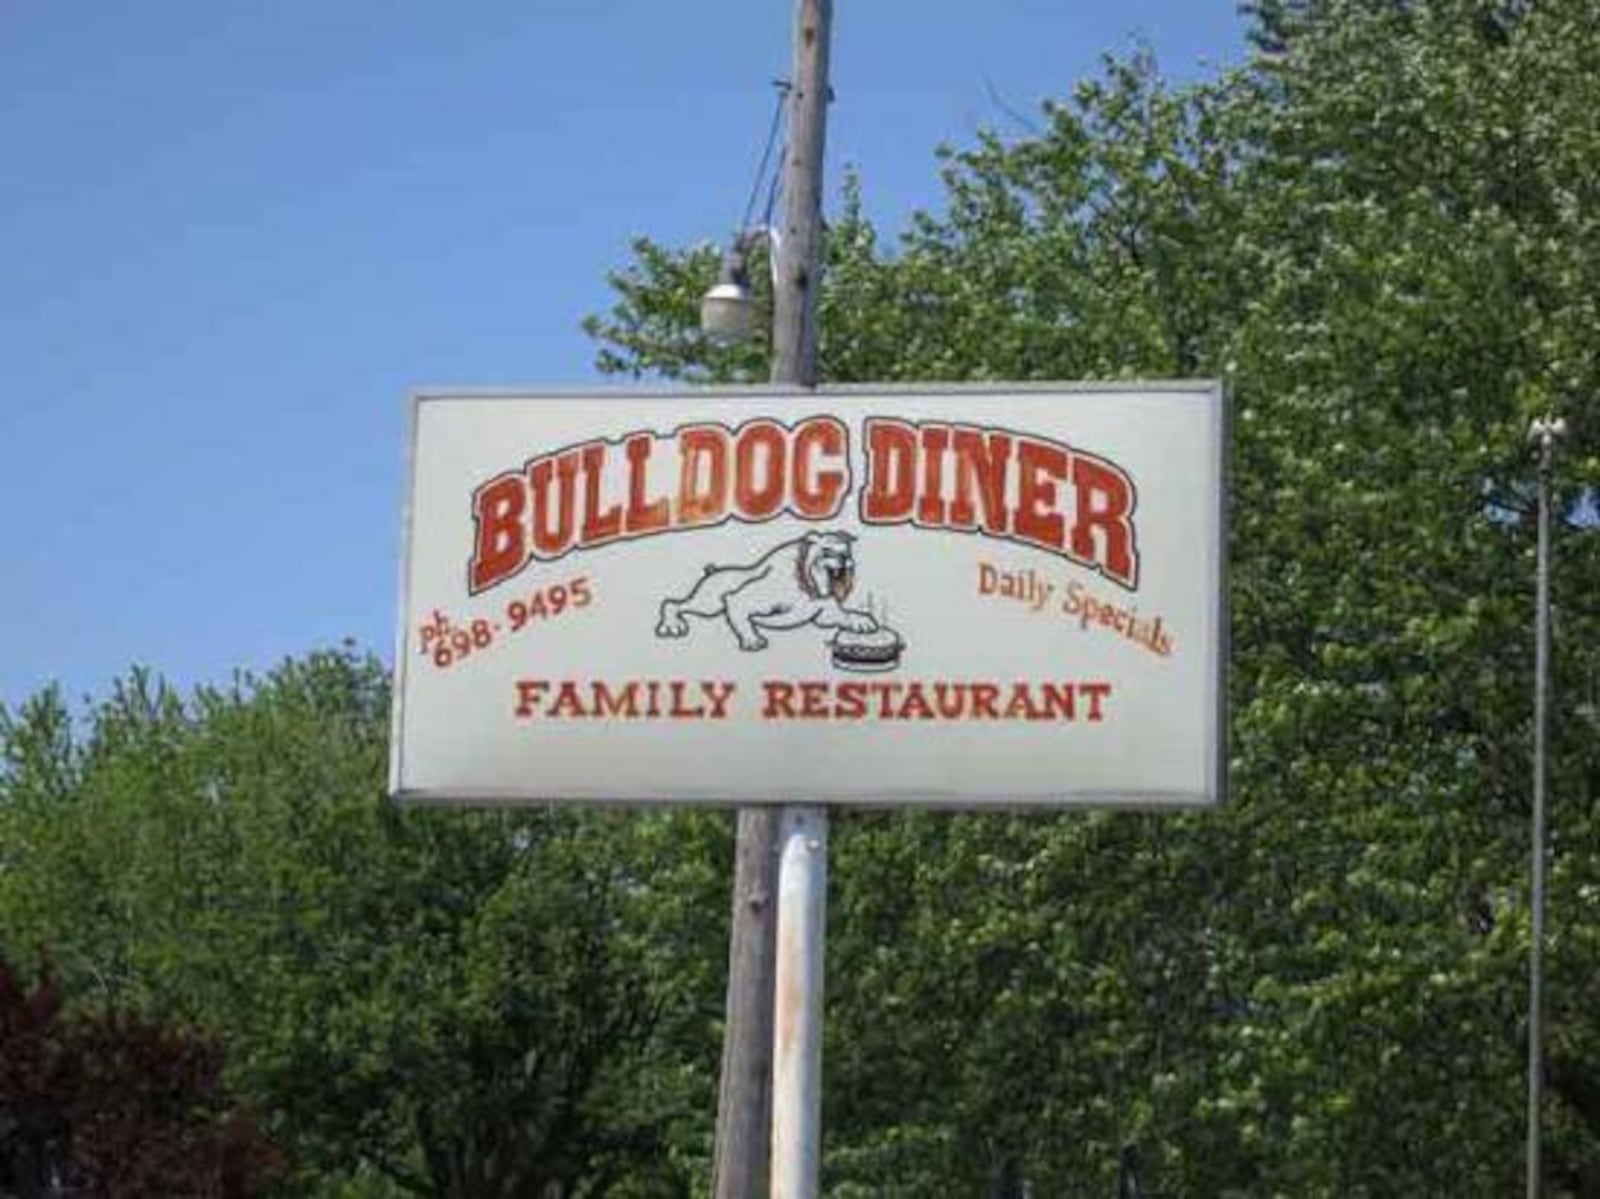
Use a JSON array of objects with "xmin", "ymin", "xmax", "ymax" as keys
[{"xmin": 701, "ymin": 229, "xmax": 771, "ymax": 344}]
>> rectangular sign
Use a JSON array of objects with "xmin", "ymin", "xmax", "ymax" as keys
[{"xmin": 391, "ymin": 383, "xmax": 1226, "ymax": 807}]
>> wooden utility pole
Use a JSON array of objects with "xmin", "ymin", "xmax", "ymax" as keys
[
  {"xmin": 769, "ymin": 0, "xmax": 831, "ymax": 388},
  {"xmin": 713, "ymin": 807, "xmax": 780, "ymax": 1198},
  {"xmin": 712, "ymin": 3, "xmax": 834, "ymax": 1196}
]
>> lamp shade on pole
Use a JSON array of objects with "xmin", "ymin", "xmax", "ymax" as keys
[{"xmin": 700, "ymin": 279, "xmax": 759, "ymax": 343}]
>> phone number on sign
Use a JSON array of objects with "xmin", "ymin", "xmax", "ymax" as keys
[{"xmin": 418, "ymin": 577, "xmax": 593, "ymax": 669}]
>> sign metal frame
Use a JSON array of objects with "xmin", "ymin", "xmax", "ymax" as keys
[{"xmin": 390, "ymin": 381, "xmax": 1228, "ymax": 809}]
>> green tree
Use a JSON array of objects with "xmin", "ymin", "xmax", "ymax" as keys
[
  {"xmin": 0, "ymin": 654, "xmax": 730, "ymax": 1198},
  {"xmin": 585, "ymin": 2, "xmax": 1599, "ymax": 1192},
  {"xmin": 4, "ymin": 2, "xmax": 1598, "ymax": 1194}
]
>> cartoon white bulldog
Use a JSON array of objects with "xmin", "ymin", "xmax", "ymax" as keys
[{"xmin": 655, "ymin": 530, "xmax": 879, "ymax": 652}]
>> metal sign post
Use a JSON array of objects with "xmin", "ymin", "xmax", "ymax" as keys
[{"xmin": 772, "ymin": 805, "xmax": 828, "ymax": 1198}]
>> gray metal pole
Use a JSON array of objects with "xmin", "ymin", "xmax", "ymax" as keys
[
  {"xmin": 1526, "ymin": 414, "xmax": 1564, "ymax": 1199},
  {"xmin": 772, "ymin": 805, "xmax": 829, "ymax": 1199},
  {"xmin": 769, "ymin": 3, "xmax": 833, "ymax": 1197},
  {"xmin": 714, "ymin": 4, "xmax": 833, "ymax": 1195}
]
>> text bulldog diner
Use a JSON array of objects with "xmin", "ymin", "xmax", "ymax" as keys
[{"xmin": 468, "ymin": 415, "xmax": 1141, "ymax": 593}]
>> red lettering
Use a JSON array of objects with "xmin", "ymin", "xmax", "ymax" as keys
[
  {"xmin": 872, "ymin": 682, "xmax": 898, "ymax": 718},
  {"xmin": 470, "ymin": 414, "xmax": 1137, "ymax": 593},
  {"xmin": 624, "ymin": 435, "xmax": 670, "ymax": 534},
  {"xmin": 917, "ymin": 424, "xmax": 950, "ymax": 524},
  {"xmin": 970, "ymin": 683, "xmax": 1001, "ymax": 719},
  {"xmin": 1071, "ymin": 457, "xmax": 1138, "ymax": 586},
  {"xmin": 735, "ymin": 422, "xmax": 787, "ymax": 518},
  {"xmin": 862, "ymin": 418, "xmax": 917, "ymax": 522},
  {"xmin": 1081, "ymin": 681, "xmax": 1112, "ymax": 722},
  {"xmin": 1004, "ymin": 683, "xmax": 1043, "ymax": 721},
  {"xmin": 899, "ymin": 684, "xmax": 936, "ymax": 720},
  {"xmin": 762, "ymin": 681, "xmax": 798, "ymax": 719},
  {"xmin": 592, "ymin": 681, "xmax": 640, "ymax": 718},
  {"xmin": 1040, "ymin": 684, "xmax": 1076, "ymax": 720},
  {"xmin": 1013, "ymin": 439, "xmax": 1068, "ymax": 551},
  {"xmin": 513, "ymin": 679, "xmax": 550, "ymax": 717},
  {"xmin": 799, "ymin": 681, "xmax": 831, "ymax": 719},
  {"xmin": 678, "ymin": 426, "xmax": 729, "ymax": 525},
  {"xmin": 555, "ymin": 683, "xmax": 592, "ymax": 717},
  {"xmin": 950, "ymin": 428, "xmax": 1011, "ymax": 533},
  {"xmin": 933, "ymin": 683, "xmax": 967, "ymax": 719},
  {"xmin": 703, "ymin": 681, "xmax": 737, "ymax": 719},
  {"xmin": 791, "ymin": 418, "xmax": 847, "ymax": 517},
  {"xmin": 530, "ymin": 452, "xmax": 579, "ymax": 557},
  {"xmin": 579, "ymin": 443, "xmax": 622, "ymax": 544},
  {"xmin": 835, "ymin": 682, "xmax": 867, "ymax": 719},
  {"xmin": 470, "ymin": 473, "xmax": 526, "ymax": 593}
]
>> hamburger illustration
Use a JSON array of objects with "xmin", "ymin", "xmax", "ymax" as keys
[{"xmin": 830, "ymin": 624, "xmax": 904, "ymax": 673}]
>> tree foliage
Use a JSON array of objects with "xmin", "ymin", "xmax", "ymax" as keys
[
  {"xmin": 584, "ymin": 1, "xmax": 1600, "ymax": 1193},
  {"xmin": 4, "ymin": 1, "xmax": 1600, "ymax": 1194},
  {"xmin": 0, "ymin": 956, "xmax": 282, "ymax": 1198},
  {"xmin": 0, "ymin": 656, "xmax": 730, "ymax": 1198}
]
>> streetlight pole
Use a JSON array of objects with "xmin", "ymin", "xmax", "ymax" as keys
[
  {"xmin": 712, "ymin": 4, "xmax": 834, "ymax": 1197},
  {"xmin": 714, "ymin": 805, "xmax": 781, "ymax": 1199},
  {"xmin": 769, "ymin": 0, "xmax": 831, "ymax": 388},
  {"xmin": 1526, "ymin": 413, "xmax": 1564, "ymax": 1199}
]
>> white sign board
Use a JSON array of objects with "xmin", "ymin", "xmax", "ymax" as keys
[{"xmin": 391, "ymin": 384, "xmax": 1226, "ymax": 807}]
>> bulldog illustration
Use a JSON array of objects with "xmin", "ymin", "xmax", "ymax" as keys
[{"xmin": 656, "ymin": 530, "xmax": 879, "ymax": 652}]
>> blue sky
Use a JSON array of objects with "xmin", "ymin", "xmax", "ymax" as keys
[{"xmin": 0, "ymin": 1, "xmax": 1245, "ymax": 711}]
